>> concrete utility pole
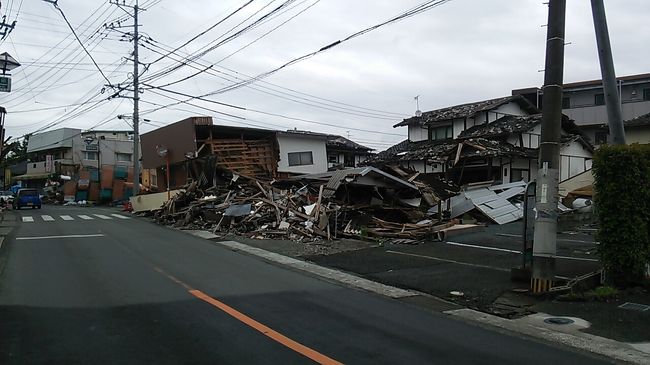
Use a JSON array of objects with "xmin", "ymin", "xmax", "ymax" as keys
[
  {"xmin": 591, "ymin": 0, "xmax": 626, "ymax": 145},
  {"xmin": 109, "ymin": 0, "xmax": 141, "ymax": 195},
  {"xmin": 532, "ymin": 0, "xmax": 566, "ymax": 293},
  {"xmin": 133, "ymin": 0, "xmax": 141, "ymax": 195}
]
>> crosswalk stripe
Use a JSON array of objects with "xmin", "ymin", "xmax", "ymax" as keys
[
  {"xmin": 60, "ymin": 215, "xmax": 74, "ymax": 221},
  {"xmin": 93, "ymin": 214, "xmax": 112, "ymax": 220},
  {"xmin": 110, "ymin": 214, "xmax": 130, "ymax": 219},
  {"xmin": 41, "ymin": 215, "xmax": 55, "ymax": 222},
  {"xmin": 78, "ymin": 215, "xmax": 94, "ymax": 220},
  {"xmin": 22, "ymin": 216, "xmax": 34, "ymax": 223}
]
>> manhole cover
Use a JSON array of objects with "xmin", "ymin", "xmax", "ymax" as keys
[
  {"xmin": 618, "ymin": 302, "xmax": 650, "ymax": 312},
  {"xmin": 544, "ymin": 317, "xmax": 575, "ymax": 325}
]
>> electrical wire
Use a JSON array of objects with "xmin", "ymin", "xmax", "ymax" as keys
[
  {"xmin": 48, "ymin": 1, "xmax": 113, "ymax": 85},
  {"xmin": 209, "ymin": 0, "xmax": 453, "ymax": 95}
]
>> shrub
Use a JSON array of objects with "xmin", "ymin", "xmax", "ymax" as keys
[{"xmin": 592, "ymin": 144, "xmax": 650, "ymax": 286}]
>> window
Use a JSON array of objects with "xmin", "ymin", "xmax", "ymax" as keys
[
  {"xmin": 328, "ymin": 154, "xmax": 338, "ymax": 164},
  {"xmin": 428, "ymin": 125, "xmax": 453, "ymax": 141},
  {"xmin": 594, "ymin": 93, "xmax": 605, "ymax": 106},
  {"xmin": 84, "ymin": 151, "xmax": 98, "ymax": 160},
  {"xmin": 595, "ymin": 131, "xmax": 608, "ymax": 145},
  {"xmin": 116, "ymin": 153, "xmax": 132, "ymax": 162},
  {"xmin": 151, "ymin": 172, "xmax": 158, "ymax": 187},
  {"xmin": 562, "ymin": 97, "xmax": 571, "ymax": 109},
  {"xmin": 288, "ymin": 151, "xmax": 313, "ymax": 166},
  {"xmin": 644, "ymin": 88, "xmax": 650, "ymax": 101}
]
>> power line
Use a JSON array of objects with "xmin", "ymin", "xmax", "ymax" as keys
[
  {"xmin": 144, "ymin": 86, "xmax": 406, "ymax": 137},
  {"xmin": 140, "ymin": 41, "xmax": 406, "ymax": 120},
  {"xmin": 147, "ymin": 0, "xmax": 255, "ymax": 66},
  {"xmin": 47, "ymin": 1, "xmax": 113, "ymax": 85},
  {"xmin": 208, "ymin": 0, "xmax": 453, "ymax": 95}
]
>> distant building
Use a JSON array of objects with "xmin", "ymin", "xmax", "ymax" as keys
[
  {"xmin": 15, "ymin": 128, "xmax": 135, "ymax": 192},
  {"xmin": 140, "ymin": 117, "xmax": 372, "ymax": 191},
  {"xmin": 512, "ymin": 72, "xmax": 650, "ymax": 145}
]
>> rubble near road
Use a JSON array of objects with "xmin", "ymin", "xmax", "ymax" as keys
[{"xmin": 137, "ymin": 166, "xmax": 463, "ymax": 243}]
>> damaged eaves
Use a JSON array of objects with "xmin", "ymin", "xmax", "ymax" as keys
[
  {"xmin": 458, "ymin": 114, "xmax": 584, "ymax": 140},
  {"xmin": 373, "ymin": 137, "xmax": 536, "ymax": 164},
  {"xmin": 393, "ymin": 95, "xmax": 538, "ymax": 127}
]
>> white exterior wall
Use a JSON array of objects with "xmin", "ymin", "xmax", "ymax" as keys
[
  {"xmin": 627, "ymin": 127, "xmax": 650, "ymax": 144},
  {"xmin": 408, "ymin": 123, "xmax": 428, "ymax": 142},
  {"xmin": 492, "ymin": 102, "xmax": 528, "ymax": 121},
  {"xmin": 559, "ymin": 141, "xmax": 593, "ymax": 182},
  {"xmin": 277, "ymin": 134, "xmax": 328, "ymax": 174},
  {"xmin": 452, "ymin": 118, "xmax": 464, "ymax": 139}
]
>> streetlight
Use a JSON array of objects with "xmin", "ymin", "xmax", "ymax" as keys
[{"xmin": 156, "ymin": 145, "xmax": 170, "ymax": 199}]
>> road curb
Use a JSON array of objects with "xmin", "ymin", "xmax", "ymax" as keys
[
  {"xmin": 181, "ymin": 229, "xmax": 647, "ymax": 363},
  {"xmin": 445, "ymin": 309, "xmax": 650, "ymax": 364}
]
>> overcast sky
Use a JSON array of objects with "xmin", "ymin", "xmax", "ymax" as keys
[{"xmin": 1, "ymin": 0, "xmax": 649, "ymax": 151}]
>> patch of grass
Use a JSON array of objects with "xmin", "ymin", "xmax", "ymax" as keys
[{"xmin": 584, "ymin": 286, "xmax": 619, "ymax": 301}]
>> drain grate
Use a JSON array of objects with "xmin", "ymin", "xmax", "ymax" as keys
[
  {"xmin": 544, "ymin": 317, "xmax": 575, "ymax": 325},
  {"xmin": 618, "ymin": 302, "xmax": 650, "ymax": 312}
]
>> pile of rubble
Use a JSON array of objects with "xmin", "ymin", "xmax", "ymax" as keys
[{"xmin": 138, "ymin": 166, "xmax": 461, "ymax": 243}]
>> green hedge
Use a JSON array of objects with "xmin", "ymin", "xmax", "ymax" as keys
[{"xmin": 592, "ymin": 144, "xmax": 650, "ymax": 285}]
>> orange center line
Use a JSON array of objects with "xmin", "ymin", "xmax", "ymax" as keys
[{"xmin": 190, "ymin": 289, "xmax": 344, "ymax": 365}]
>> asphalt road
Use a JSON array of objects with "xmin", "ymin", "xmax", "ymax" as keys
[{"xmin": 0, "ymin": 205, "xmax": 611, "ymax": 364}]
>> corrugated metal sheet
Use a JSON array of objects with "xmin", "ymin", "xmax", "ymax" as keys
[{"xmin": 450, "ymin": 183, "xmax": 525, "ymax": 224}]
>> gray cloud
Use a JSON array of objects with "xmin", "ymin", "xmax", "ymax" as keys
[{"xmin": 2, "ymin": 0, "xmax": 648, "ymax": 151}]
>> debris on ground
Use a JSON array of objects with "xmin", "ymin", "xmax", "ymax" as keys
[{"xmin": 136, "ymin": 166, "xmax": 463, "ymax": 242}]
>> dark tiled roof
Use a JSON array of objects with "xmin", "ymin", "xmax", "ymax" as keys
[
  {"xmin": 458, "ymin": 113, "xmax": 583, "ymax": 139},
  {"xmin": 626, "ymin": 112, "xmax": 650, "ymax": 127},
  {"xmin": 374, "ymin": 137, "xmax": 535, "ymax": 163},
  {"xmin": 393, "ymin": 95, "xmax": 538, "ymax": 127},
  {"xmin": 459, "ymin": 114, "xmax": 542, "ymax": 139},
  {"xmin": 326, "ymin": 135, "xmax": 373, "ymax": 152}
]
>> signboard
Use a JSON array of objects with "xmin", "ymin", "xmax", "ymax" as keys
[
  {"xmin": 45, "ymin": 155, "xmax": 54, "ymax": 173},
  {"xmin": 0, "ymin": 76, "xmax": 11, "ymax": 92},
  {"xmin": 85, "ymin": 144, "xmax": 98, "ymax": 151}
]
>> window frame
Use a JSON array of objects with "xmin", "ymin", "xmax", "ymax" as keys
[
  {"xmin": 594, "ymin": 93, "xmax": 605, "ymax": 106},
  {"xmin": 116, "ymin": 153, "xmax": 132, "ymax": 162},
  {"xmin": 594, "ymin": 131, "xmax": 608, "ymax": 145},
  {"xmin": 428, "ymin": 125, "xmax": 453, "ymax": 141},
  {"xmin": 83, "ymin": 151, "xmax": 98, "ymax": 160},
  {"xmin": 287, "ymin": 151, "xmax": 314, "ymax": 166},
  {"xmin": 643, "ymin": 88, "xmax": 650, "ymax": 101},
  {"xmin": 562, "ymin": 96, "xmax": 571, "ymax": 109}
]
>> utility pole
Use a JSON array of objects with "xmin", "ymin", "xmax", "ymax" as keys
[
  {"xmin": 591, "ymin": 0, "xmax": 626, "ymax": 145},
  {"xmin": 109, "ymin": 0, "xmax": 141, "ymax": 195},
  {"xmin": 132, "ymin": 0, "xmax": 141, "ymax": 195},
  {"xmin": 532, "ymin": 0, "xmax": 566, "ymax": 293}
]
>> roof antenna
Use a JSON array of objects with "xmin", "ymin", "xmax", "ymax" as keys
[{"xmin": 414, "ymin": 95, "xmax": 422, "ymax": 116}]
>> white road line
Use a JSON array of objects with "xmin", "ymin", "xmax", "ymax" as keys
[
  {"xmin": 555, "ymin": 255, "xmax": 599, "ymax": 262},
  {"xmin": 385, "ymin": 250, "xmax": 510, "ymax": 272},
  {"xmin": 60, "ymin": 215, "xmax": 74, "ymax": 221},
  {"xmin": 496, "ymin": 233, "xmax": 598, "ymax": 245},
  {"xmin": 78, "ymin": 215, "xmax": 94, "ymax": 220},
  {"xmin": 16, "ymin": 234, "xmax": 106, "ymax": 241},
  {"xmin": 93, "ymin": 214, "xmax": 112, "ymax": 220},
  {"xmin": 445, "ymin": 241, "xmax": 599, "ymax": 262},
  {"xmin": 41, "ymin": 215, "xmax": 55, "ymax": 222},
  {"xmin": 22, "ymin": 216, "xmax": 34, "ymax": 223},
  {"xmin": 445, "ymin": 241, "xmax": 521, "ymax": 254},
  {"xmin": 110, "ymin": 214, "xmax": 130, "ymax": 219}
]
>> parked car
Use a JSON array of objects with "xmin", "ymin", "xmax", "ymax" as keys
[
  {"xmin": 14, "ymin": 189, "xmax": 42, "ymax": 210},
  {"xmin": 0, "ymin": 190, "xmax": 14, "ymax": 205}
]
